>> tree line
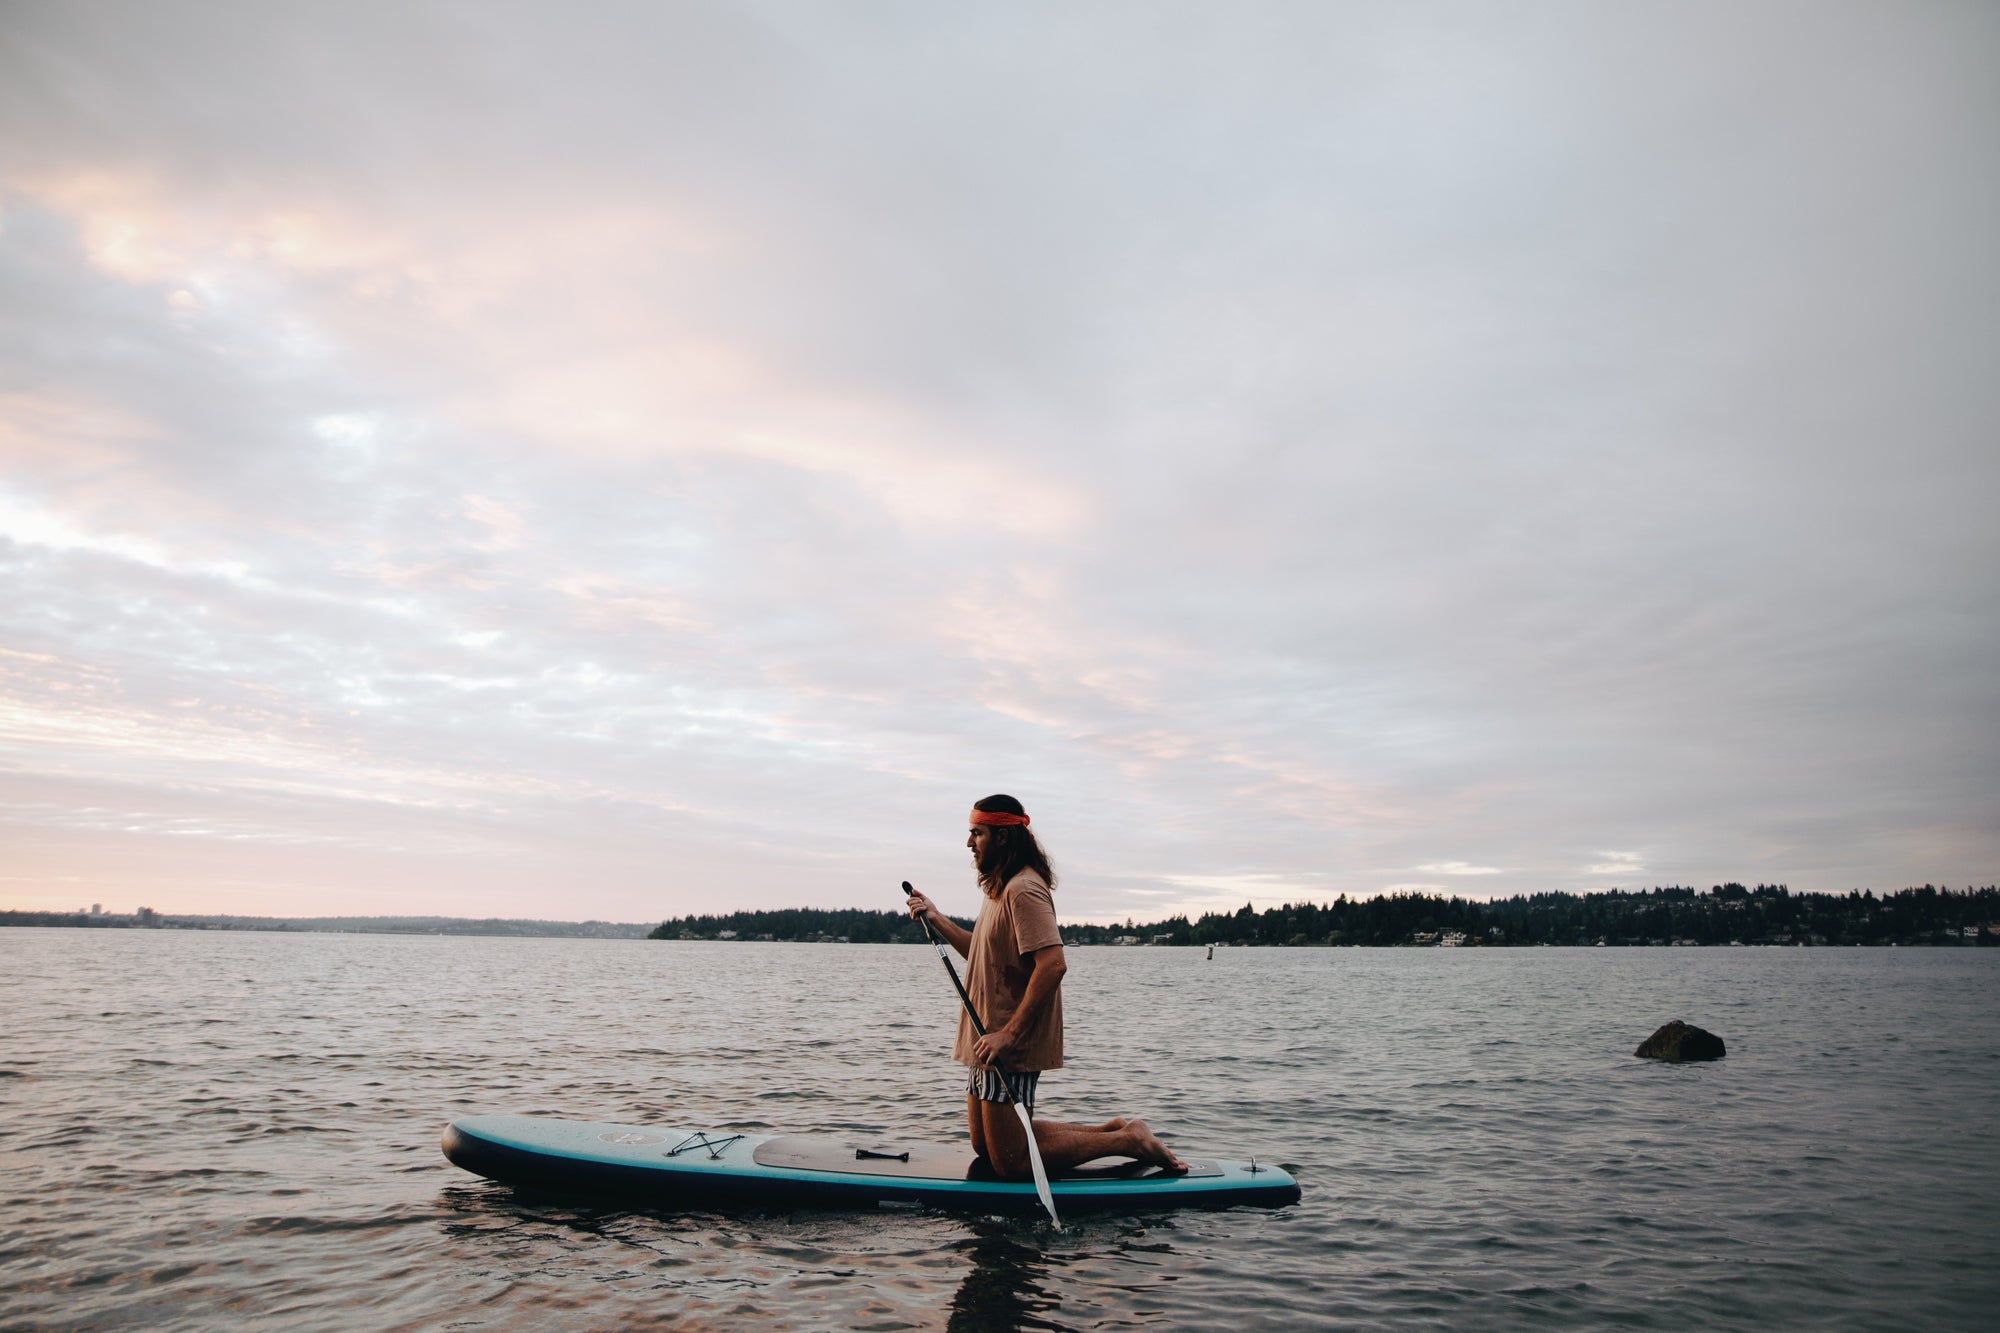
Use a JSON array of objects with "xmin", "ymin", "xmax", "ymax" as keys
[
  {"xmin": 1087, "ymin": 883, "xmax": 1998, "ymax": 947},
  {"xmin": 646, "ymin": 884, "xmax": 1998, "ymax": 947},
  {"xmin": 12, "ymin": 884, "xmax": 1990, "ymax": 946},
  {"xmin": 648, "ymin": 907, "xmax": 970, "ymax": 943}
]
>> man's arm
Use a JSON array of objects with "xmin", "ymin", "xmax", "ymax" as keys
[
  {"xmin": 906, "ymin": 890, "xmax": 972, "ymax": 959},
  {"xmin": 975, "ymin": 944, "xmax": 1066, "ymax": 1066}
]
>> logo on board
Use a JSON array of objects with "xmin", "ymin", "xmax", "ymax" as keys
[{"xmin": 596, "ymin": 1131, "xmax": 667, "ymax": 1145}]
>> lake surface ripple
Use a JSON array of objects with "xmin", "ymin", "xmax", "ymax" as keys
[{"xmin": 1, "ymin": 931, "xmax": 1995, "ymax": 1330}]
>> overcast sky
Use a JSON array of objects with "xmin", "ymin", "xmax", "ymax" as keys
[{"xmin": 1, "ymin": 1, "xmax": 1994, "ymax": 924}]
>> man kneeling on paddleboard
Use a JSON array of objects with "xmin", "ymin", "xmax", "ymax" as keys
[{"xmin": 904, "ymin": 795, "xmax": 1188, "ymax": 1183}]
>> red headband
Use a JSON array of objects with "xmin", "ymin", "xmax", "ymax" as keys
[{"xmin": 969, "ymin": 809, "xmax": 1030, "ymax": 827}]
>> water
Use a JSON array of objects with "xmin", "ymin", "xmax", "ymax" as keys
[{"xmin": 1, "ymin": 930, "xmax": 1995, "ymax": 1331}]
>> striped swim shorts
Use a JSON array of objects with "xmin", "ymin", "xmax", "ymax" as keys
[{"xmin": 966, "ymin": 1066, "xmax": 1038, "ymax": 1114}]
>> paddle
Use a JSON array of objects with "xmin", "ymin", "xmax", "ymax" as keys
[{"xmin": 902, "ymin": 880, "xmax": 1061, "ymax": 1228}]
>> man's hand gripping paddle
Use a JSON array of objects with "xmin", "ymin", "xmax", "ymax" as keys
[{"xmin": 903, "ymin": 881, "xmax": 1060, "ymax": 1228}]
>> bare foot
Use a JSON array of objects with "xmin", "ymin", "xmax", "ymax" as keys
[{"xmin": 1122, "ymin": 1118, "xmax": 1189, "ymax": 1174}]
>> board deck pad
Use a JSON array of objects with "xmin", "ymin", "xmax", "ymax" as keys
[{"xmin": 751, "ymin": 1134, "xmax": 1222, "ymax": 1181}]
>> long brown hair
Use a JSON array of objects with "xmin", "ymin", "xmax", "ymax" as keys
[{"xmin": 974, "ymin": 793, "xmax": 1056, "ymax": 898}]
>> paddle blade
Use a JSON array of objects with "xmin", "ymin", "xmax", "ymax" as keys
[{"xmin": 1014, "ymin": 1100, "xmax": 1061, "ymax": 1230}]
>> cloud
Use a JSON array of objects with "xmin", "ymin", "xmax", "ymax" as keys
[{"xmin": 0, "ymin": 1, "xmax": 1994, "ymax": 919}]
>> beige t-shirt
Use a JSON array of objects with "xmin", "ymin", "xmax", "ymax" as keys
[{"xmin": 952, "ymin": 869, "xmax": 1065, "ymax": 1072}]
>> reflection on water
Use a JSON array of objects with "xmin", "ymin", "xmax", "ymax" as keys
[
  {"xmin": 434, "ymin": 1183, "xmax": 1160, "ymax": 1333},
  {"xmin": 946, "ymin": 1221, "xmax": 1068, "ymax": 1333}
]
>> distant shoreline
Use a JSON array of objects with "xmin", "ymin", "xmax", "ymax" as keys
[
  {"xmin": 5, "ymin": 882, "xmax": 1996, "ymax": 946},
  {"xmin": 0, "ymin": 910, "xmax": 654, "ymax": 939}
]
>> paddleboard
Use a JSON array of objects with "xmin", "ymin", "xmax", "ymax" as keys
[{"xmin": 442, "ymin": 1114, "xmax": 1300, "ymax": 1213}]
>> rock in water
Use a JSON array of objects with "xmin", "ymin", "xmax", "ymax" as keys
[{"xmin": 1634, "ymin": 1020, "xmax": 1726, "ymax": 1061}]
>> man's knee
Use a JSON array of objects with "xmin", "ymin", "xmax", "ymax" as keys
[
  {"xmin": 974, "ymin": 1104, "xmax": 1030, "ymax": 1179},
  {"xmin": 988, "ymin": 1146, "xmax": 1032, "ymax": 1182},
  {"xmin": 965, "ymin": 1097, "xmax": 988, "ymax": 1160}
]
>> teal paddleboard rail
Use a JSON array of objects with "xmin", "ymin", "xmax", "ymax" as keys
[{"xmin": 442, "ymin": 1114, "xmax": 1300, "ymax": 1214}]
